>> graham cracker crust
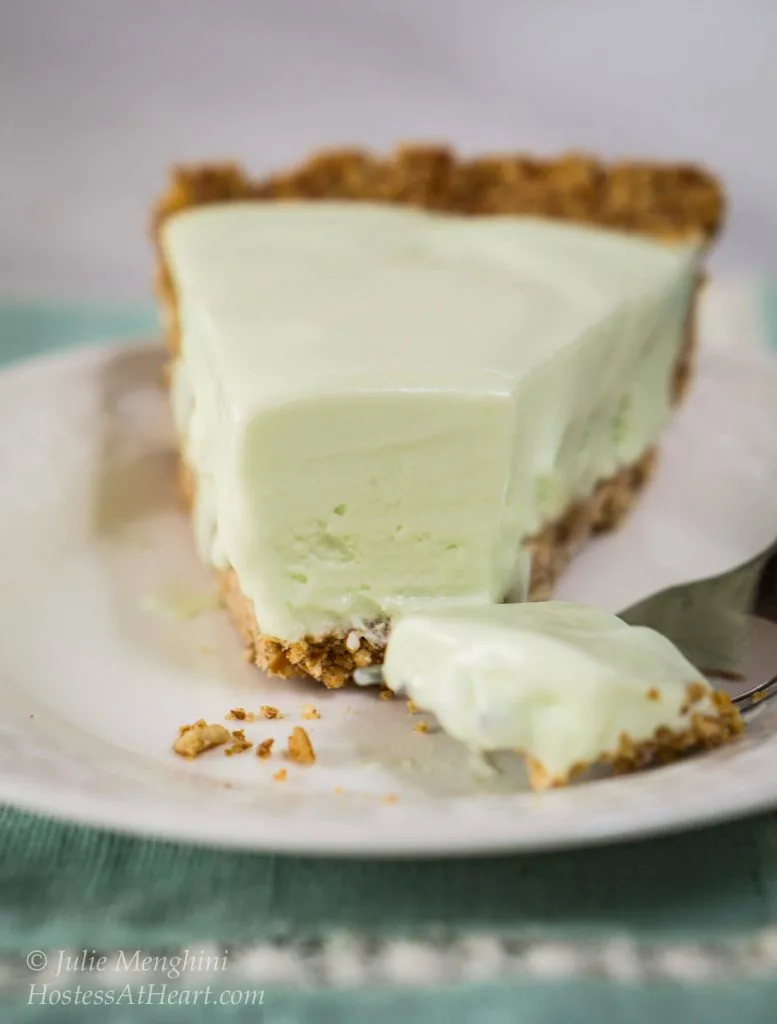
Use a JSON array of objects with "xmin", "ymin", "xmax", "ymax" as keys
[
  {"xmin": 525, "ymin": 686, "xmax": 743, "ymax": 790},
  {"xmin": 155, "ymin": 144, "xmax": 724, "ymax": 688}
]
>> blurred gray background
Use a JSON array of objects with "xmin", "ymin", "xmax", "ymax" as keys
[{"xmin": 1, "ymin": 0, "xmax": 775, "ymax": 300}]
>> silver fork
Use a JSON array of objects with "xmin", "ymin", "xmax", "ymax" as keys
[
  {"xmin": 354, "ymin": 539, "xmax": 777, "ymax": 712},
  {"xmin": 619, "ymin": 538, "xmax": 777, "ymax": 710}
]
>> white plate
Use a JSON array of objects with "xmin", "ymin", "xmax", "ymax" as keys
[{"xmin": 1, "ymin": 340, "xmax": 777, "ymax": 857}]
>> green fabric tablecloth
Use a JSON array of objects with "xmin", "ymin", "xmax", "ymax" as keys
[{"xmin": 2, "ymin": 299, "xmax": 777, "ymax": 1022}]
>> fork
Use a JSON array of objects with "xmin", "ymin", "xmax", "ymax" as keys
[
  {"xmin": 354, "ymin": 539, "xmax": 777, "ymax": 712},
  {"xmin": 619, "ymin": 538, "xmax": 777, "ymax": 710}
]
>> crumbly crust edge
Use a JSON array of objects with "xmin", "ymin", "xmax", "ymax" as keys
[
  {"xmin": 526, "ymin": 687, "xmax": 744, "ymax": 790},
  {"xmin": 152, "ymin": 143, "xmax": 724, "ymax": 359}
]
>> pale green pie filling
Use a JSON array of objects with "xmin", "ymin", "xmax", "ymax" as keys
[
  {"xmin": 382, "ymin": 601, "xmax": 712, "ymax": 780},
  {"xmin": 162, "ymin": 202, "xmax": 700, "ymax": 643}
]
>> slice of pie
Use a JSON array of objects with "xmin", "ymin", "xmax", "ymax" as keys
[{"xmin": 152, "ymin": 145, "xmax": 724, "ymax": 688}]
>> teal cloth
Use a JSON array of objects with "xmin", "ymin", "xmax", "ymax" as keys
[
  {"xmin": 2, "ymin": 301, "xmax": 777, "ymax": 1023},
  {"xmin": 2, "ymin": 807, "xmax": 776, "ymax": 948}
]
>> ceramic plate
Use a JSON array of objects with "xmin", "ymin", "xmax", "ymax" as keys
[{"xmin": 1, "ymin": 336, "xmax": 777, "ymax": 857}]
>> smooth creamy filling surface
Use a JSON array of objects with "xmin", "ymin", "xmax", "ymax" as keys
[
  {"xmin": 163, "ymin": 202, "xmax": 700, "ymax": 642},
  {"xmin": 381, "ymin": 601, "xmax": 715, "ymax": 779}
]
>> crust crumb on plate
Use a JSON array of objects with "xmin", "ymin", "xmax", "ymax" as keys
[
  {"xmin": 260, "ymin": 705, "xmax": 284, "ymax": 719},
  {"xmin": 378, "ymin": 688, "xmax": 395, "ymax": 701},
  {"xmin": 272, "ymin": 768, "xmax": 287, "ymax": 782},
  {"xmin": 287, "ymin": 726, "xmax": 316, "ymax": 764},
  {"xmin": 256, "ymin": 737, "xmax": 274, "ymax": 759},
  {"xmin": 227, "ymin": 707, "xmax": 256, "ymax": 722},
  {"xmin": 413, "ymin": 721, "xmax": 430, "ymax": 734},
  {"xmin": 406, "ymin": 699, "xmax": 420, "ymax": 715},
  {"xmin": 301, "ymin": 704, "xmax": 321, "ymax": 720},
  {"xmin": 173, "ymin": 720, "xmax": 231, "ymax": 758},
  {"xmin": 225, "ymin": 729, "xmax": 253, "ymax": 756},
  {"xmin": 382, "ymin": 793, "xmax": 399, "ymax": 805}
]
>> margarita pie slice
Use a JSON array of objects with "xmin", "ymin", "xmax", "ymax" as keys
[{"xmin": 153, "ymin": 146, "xmax": 724, "ymax": 687}]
